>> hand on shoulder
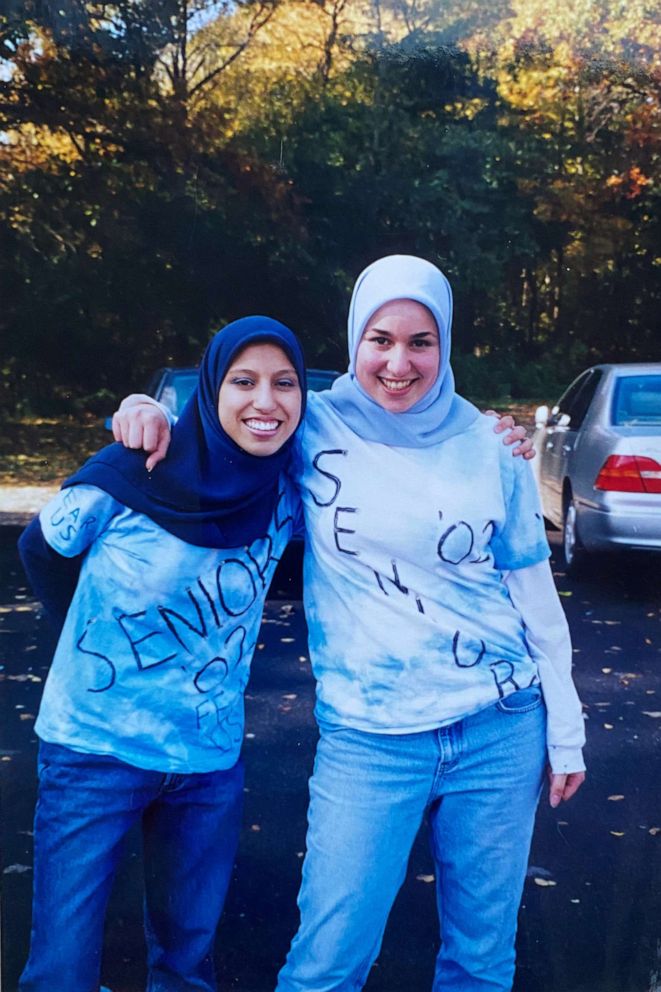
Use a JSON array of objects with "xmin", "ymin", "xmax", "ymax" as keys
[
  {"xmin": 485, "ymin": 409, "xmax": 535, "ymax": 460},
  {"xmin": 112, "ymin": 394, "xmax": 171, "ymax": 471}
]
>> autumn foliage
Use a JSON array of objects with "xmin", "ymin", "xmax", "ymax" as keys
[{"xmin": 0, "ymin": 0, "xmax": 659, "ymax": 412}]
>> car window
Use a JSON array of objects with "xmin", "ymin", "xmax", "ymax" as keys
[
  {"xmin": 612, "ymin": 374, "xmax": 661, "ymax": 425},
  {"xmin": 157, "ymin": 371, "xmax": 199, "ymax": 416},
  {"xmin": 553, "ymin": 372, "xmax": 591, "ymax": 422},
  {"xmin": 567, "ymin": 369, "xmax": 602, "ymax": 429}
]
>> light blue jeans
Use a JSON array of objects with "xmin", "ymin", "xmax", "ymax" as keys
[
  {"xmin": 276, "ymin": 686, "xmax": 547, "ymax": 992},
  {"xmin": 20, "ymin": 741, "xmax": 244, "ymax": 992}
]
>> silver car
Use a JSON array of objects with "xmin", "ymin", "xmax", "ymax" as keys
[{"xmin": 533, "ymin": 363, "xmax": 661, "ymax": 574}]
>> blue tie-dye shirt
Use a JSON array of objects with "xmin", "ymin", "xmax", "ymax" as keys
[
  {"xmin": 296, "ymin": 393, "xmax": 550, "ymax": 733},
  {"xmin": 35, "ymin": 481, "xmax": 299, "ymax": 772}
]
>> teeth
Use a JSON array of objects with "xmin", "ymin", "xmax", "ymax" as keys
[
  {"xmin": 245, "ymin": 419, "xmax": 279, "ymax": 432},
  {"xmin": 381, "ymin": 378, "xmax": 415, "ymax": 391}
]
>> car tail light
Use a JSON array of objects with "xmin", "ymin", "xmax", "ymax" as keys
[{"xmin": 595, "ymin": 455, "xmax": 661, "ymax": 494}]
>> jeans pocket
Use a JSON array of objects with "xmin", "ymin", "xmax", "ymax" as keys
[{"xmin": 496, "ymin": 685, "xmax": 543, "ymax": 714}]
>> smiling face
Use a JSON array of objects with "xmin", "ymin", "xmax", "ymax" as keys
[
  {"xmin": 354, "ymin": 298, "xmax": 440, "ymax": 412},
  {"xmin": 217, "ymin": 342, "xmax": 302, "ymax": 456}
]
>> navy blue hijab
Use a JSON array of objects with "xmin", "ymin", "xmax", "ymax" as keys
[{"xmin": 64, "ymin": 317, "xmax": 307, "ymax": 549}]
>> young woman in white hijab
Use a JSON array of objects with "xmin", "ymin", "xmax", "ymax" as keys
[{"xmin": 114, "ymin": 258, "xmax": 585, "ymax": 992}]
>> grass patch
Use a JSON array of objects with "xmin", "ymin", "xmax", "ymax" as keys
[{"xmin": 0, "ymin": 417, "xmax": 109, "ymax": 485}]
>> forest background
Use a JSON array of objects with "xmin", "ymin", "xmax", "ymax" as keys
[{"xmin": 1, "ymin": 0, "xmax": 659, "ymax": 419}]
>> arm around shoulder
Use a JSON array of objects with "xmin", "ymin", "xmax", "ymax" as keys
[{"xmin": 112, "ymin": 395, "xmax": 173, "ymax": 470}]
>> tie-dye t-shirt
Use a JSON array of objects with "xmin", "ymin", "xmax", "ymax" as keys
[
  {"xmin": 295, "ymin": 392, "xmax": 550, "ymax": 734},
  {"xmin": 35, "ymin": 481, "xmax": 299, "ymax": 772}
]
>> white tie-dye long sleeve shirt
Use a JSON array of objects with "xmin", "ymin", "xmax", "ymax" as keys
[{"xmin": 295, "ymin": 393, "xmax": 584, "ymax": 770}]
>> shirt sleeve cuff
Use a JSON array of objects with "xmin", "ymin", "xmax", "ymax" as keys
[
  {"xmin": 152, "ymin": 398, "xmax": 175, "ymax": 426},
  {"xmin": 547, "ymin": 744, "xmax": 586, "ymax": 774}
]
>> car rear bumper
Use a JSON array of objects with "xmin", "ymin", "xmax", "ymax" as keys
[{"xmin": 577, "ymin": 502, "xmax": 661, "ymax": 552}]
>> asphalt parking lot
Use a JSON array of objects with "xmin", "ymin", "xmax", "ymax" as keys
[{"xmin": 2, "ymin": 525, "xmax": 660, "ymax": 992}]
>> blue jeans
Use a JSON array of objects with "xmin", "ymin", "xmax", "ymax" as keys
[
  {"xmin": 277, "ymin": 687, "xmax": 547, "ymax": 992},
  {"xmin": 20, "ymin": 741, "xmax": 244, "ymax": 992}
]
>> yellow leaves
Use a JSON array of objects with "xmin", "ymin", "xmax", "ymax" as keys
[
  {"xmin": 442, "ymin": 98, "xmax": 489, "ymax": 121},
  {"xmin": 610, "ymin": 831, "xmax": 625, "ymax": 837},
  {"xmin": 3, "ymin": 124, "xmax": 81, "ymax": 173}
]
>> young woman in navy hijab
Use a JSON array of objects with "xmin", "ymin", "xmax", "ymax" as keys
[{"xmin": 18, "ymin": 317, "xmax": 306, "ymax": 992}]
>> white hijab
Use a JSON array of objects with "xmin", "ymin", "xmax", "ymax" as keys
[{"xmin": 327, "ymin": 255, "xmax": 479, "ymax": 447}]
